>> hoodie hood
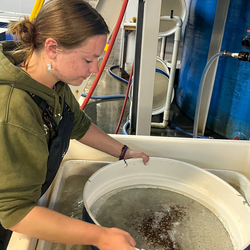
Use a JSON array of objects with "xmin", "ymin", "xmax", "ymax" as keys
[{"xmin": 0, "ymin": 41, "xmax": 66, "ymax": 109}]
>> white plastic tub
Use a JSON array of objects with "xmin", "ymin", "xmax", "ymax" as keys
[
  {"xmin": 8, "ymin": 135, "xmax": 250, "ymax": 250},
  {"xmin": 36, "ymin": 160, "xmax": 110, "ymax": 250},
  {"xmin": 84, "ymin": 157, "xmax": 250, "ymax": 250}
]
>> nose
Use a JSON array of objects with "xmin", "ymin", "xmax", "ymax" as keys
[{"xmin": 89, "ymin": 60, "xmax": 99, "ymax": 74}]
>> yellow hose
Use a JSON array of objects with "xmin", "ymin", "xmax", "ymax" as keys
[{"xmin": 30, "ymin": 0, "xmax": 45, "ymax": 21}]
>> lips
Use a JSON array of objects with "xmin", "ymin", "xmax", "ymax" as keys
[{"xmin": 81, "ymin": 75, "xmax": 90, "ymax": 79}]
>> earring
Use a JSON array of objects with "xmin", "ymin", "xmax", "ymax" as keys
[{"xmin": 47, "ymin": 60, "xmax": 53, "ymax": 72}]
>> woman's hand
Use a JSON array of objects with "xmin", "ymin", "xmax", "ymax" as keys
[
  {"xmin": 97, "ymin": 227, "xmax": 136, "ymax": 250},
  {"xmin": 125, "ymin": 148, "xmax": 149, "ymax": 165}
]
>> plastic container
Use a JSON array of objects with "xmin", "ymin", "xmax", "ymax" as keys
[
  {"xmin": 129, "ymin": 57, "xmax": 174, "ymax": 116},
  {"xmin": 84, "ymin": 157, "xmax": 250, "ymax": 250},
  {"xmin": 207, "ymin": 169, "xmax": 250, "ymax": 205},
  {"xmin": 152, "ymin": 57, "xmax": 175, "ymax": 115}
]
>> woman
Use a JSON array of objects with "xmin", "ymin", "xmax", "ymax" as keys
[{"xmin": 0, "ymin": 0, "xmax": 149, "ymax": 249}]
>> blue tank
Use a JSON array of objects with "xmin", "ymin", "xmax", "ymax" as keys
[
  {"xmin": 0, "ymin": 22, "xmax": 14, "ymax": 40},
  {"xmin": 176, "ymin": 0, "xmax": 250, "ymax": 139}
]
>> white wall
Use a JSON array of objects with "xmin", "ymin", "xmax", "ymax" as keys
[
  {"xmin": 124, "ymin": 0, "xmax": 138, "ymax": 22},
  {"xmin": 0, "ymin": 0, "xmax": 37, "ymax": 14}
]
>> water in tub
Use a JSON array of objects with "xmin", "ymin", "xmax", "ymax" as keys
[
  {"xmin": 50, "ymin": 175, "xmax": 91, "ymax": 250},
  {"xmin": 50, "ymin": 175, "xmax": 234, "ymax": 250},
  {"xmin": 90, "ymin": 187, "xmax": 234, "ymax": 250}
]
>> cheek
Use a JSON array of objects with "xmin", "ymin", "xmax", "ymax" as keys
[
  {"xmin": 56, "ymin": 58, "xmax": 76, "ymax": 74},
  {"xmin": 55, "ymin": 54, "xmax": 87, "ymax": 78}
]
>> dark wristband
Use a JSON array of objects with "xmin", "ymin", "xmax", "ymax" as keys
[{"xmin": 119, "ymin": 145, "xmax": 129, "ymax": 160}]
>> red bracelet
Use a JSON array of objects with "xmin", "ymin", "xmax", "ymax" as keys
[{"xmin": 119, "ymin": 145, "xmax": 129, "ymax": 160}]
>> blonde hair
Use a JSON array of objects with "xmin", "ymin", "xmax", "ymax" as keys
[{"xmin": 7, "ymin": 0, "xmax": 109, "ymax": 68}]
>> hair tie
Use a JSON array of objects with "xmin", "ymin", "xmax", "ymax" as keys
[{"xmin": 119, "ymin": 145, "xmax": 129, "ymax": 160}]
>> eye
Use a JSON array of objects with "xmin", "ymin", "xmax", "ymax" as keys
[{"xmin": 85, "ymin": 59, "xmax": 92, "ymax": 64}]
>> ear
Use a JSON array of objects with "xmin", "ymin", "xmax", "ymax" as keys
[{"xmin": 44, "ymin": 38, "xmax": 58, "ymax": 59}]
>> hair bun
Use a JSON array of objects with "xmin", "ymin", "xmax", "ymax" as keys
[{"xmin": 9, "ymin": 17, "xmax": 36, "ymax": 48}]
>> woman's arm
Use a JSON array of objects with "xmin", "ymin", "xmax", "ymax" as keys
[
  {"xmin": 10, "ymin": 206, "xmax": 136, "ymax": 250},
  {"xmin": 78, "ymin": 123, "xmax": 149, "ymax": 164}
]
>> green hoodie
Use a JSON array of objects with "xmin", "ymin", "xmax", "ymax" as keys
[{"xmin": 0, "ymin": 41, "xmax": 91, "ymax": 228}]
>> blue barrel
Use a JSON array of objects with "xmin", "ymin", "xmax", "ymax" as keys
[
  {"xmin": 176, "ymin": 0, "xmax": 250, "ymax": 139},
  {"xmin": 0, "ymin": 22, "xmax": 14, "ymax": 41}
]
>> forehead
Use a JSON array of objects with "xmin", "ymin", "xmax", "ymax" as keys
[{"xmin": 74, "ymin": 35, "xmax": 107, "ymax": 56}]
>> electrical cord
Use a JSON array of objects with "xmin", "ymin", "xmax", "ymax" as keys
[{"xmin": 81, "ymin": 93, "xmax": 126, "ymax": 99}]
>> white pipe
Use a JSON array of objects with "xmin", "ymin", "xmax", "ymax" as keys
[
  {"xmin": 158, "ymin": 16, "xmax": 182, "ymax": 37},
  {"xmin": 151, "ymin": 16, "xmax": 182, "ymax": 128},
  {"xmin": 160, "ymin": 36, "xmax": 166, "ymax": 59}
]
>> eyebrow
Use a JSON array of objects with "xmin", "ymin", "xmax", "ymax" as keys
[
  {"xmin": 77, "ymin": 49, "xmax": 101, "ymax": 58},
  {"xmin": 80, "ymin": 51, "xmax": 101, "ymax": 58},
  {"xmin": 86, "ymin": 54, "xmax": 102, "ymax": 60}
]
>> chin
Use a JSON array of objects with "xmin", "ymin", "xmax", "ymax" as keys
[{"xmin": 67, "ymin": 79, "xmax": 84, "ymax": 87}]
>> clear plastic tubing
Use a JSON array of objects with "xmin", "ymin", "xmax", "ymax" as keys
[{"xmin": 193, "ymin": 52, "xmax": 224, "ymax": 138}]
